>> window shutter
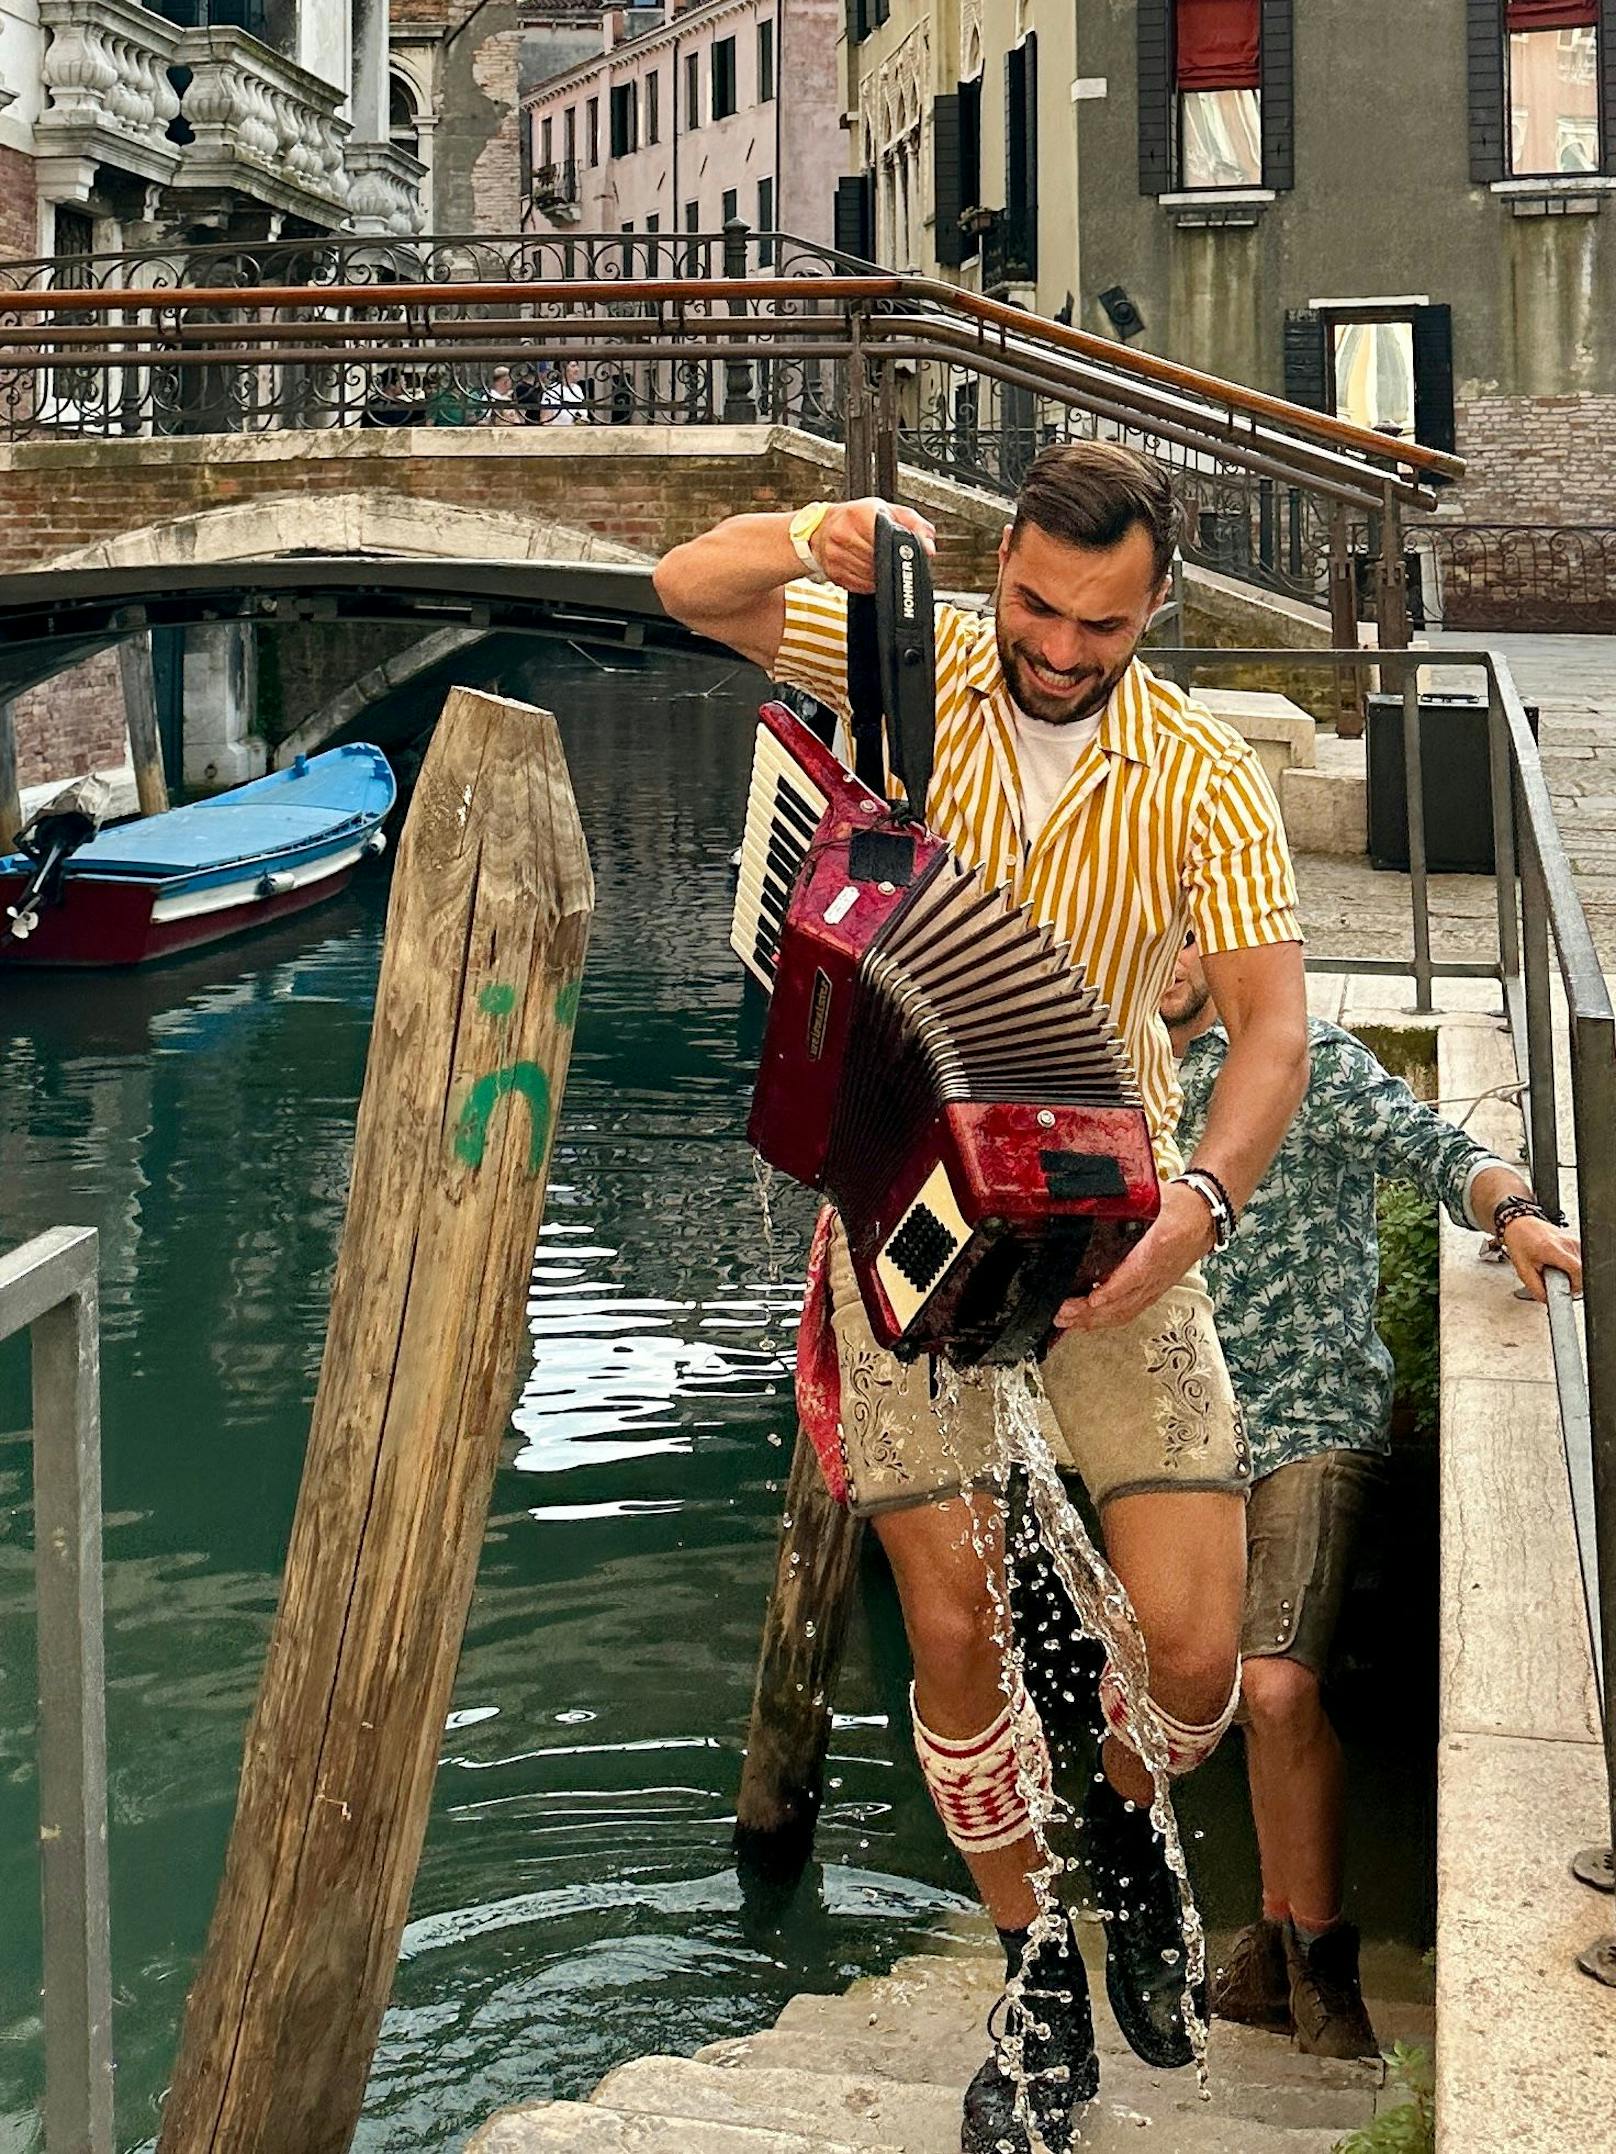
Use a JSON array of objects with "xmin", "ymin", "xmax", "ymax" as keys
[
  {"xmin": 959, "ymin": 74, "xmax": 982, "ymax": 259},
  {"xmin": 1260, "ymin": 0, "xmax": 1295, "ymax": 190},
  {"xmin": 835, "ymin": 171, "xmax": 873, "ymax": 260},
  {"xmin": 1467, "ymin": 0, "xmax": 1506, "ymax": 183},
  {"xmin": 1282, "ymin": 308, "xmax": 1329, "ymax": 411},
  {"xmin": 845, "ymin": 0, "xmax": 867, "ymax": 47},
  {"xmin": 933, "ymin": 93, "xmax": 965, "ymax": 267},
  {"xmin": 1602, "ymin": 0, "xmax": 1616, "ymax": 177},
  {"xmin": 1411, "ymin": 303, "xmax": 1457, "ymax": 456},
  {"xmin": 1138, "ymin": 0, "xmax": 1175, "ymax": 195}
]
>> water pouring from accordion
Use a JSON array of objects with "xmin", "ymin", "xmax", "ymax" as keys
[{"xmin": 933, "ymin": 1361, "xmax": 1211, "ymax": 2146}]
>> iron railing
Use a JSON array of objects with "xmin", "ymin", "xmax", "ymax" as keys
[
  {"xmin": 1150, "ymin": 642, "xmax": 1616, "ymax": 1985},
  {"xmin": 0, "ymin": 225, "xmax": 1456, "ymax": 644},
  {"xmin": 1362, "ymin": 522, "xmax": 1616, "ymax": 635},
  {"xmin": 0, "ymin": 1226, "xmax": 113, "ymax": 2153}
]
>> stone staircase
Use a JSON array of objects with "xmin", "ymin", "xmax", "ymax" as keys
[{"xmin": 465, "ymin": 1928, "xmax": 1433, "ymax": 2153}]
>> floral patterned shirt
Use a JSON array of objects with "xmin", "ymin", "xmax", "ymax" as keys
[{"xmin": 1176, "ymin": 1018, "xmax": 1506, "ymax": 1480}]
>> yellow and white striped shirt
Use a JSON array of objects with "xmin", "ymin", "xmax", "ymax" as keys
[{"xmin": 774, "ymin": 581, "xmax": 1301, "ymax": 1177}]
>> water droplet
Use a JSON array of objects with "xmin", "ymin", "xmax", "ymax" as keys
[{"xmin": 804, "ymin": 1620, "xmax": 817, "ymax": 1638}]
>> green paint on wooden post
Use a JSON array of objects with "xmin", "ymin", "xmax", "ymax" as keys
[
  {"xmin": 555, "ymin": 980, "xmax": 581, "ymax": 1027},
  {"xmin": 479, "ymin": 983, "xmax": 518, "ymax": 1018},
  {"xmin": 453, "ymin": 1063, "xmax": 552, "ymax": 1175}
]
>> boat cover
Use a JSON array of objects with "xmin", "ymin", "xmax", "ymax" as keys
[{"xmin": 3, "ymin": 744, "xmax": 395, "ymax": 881}]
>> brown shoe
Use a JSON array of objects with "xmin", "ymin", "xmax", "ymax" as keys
[
  {"xmin": 1211, "ymin": 1918, "xmax": 1291, "ymax": 2033},
  {"xmin": 1285, "ymin": 1921, "xmax": 1380, "ymax": 2059}
]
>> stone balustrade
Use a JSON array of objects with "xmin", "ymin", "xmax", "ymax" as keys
[
  {"xmin": 172, "ymin": 26, "xmax": 351, "ymax": 227},
  {"xmin": 36, "ymin": 1, "xmax": 403, "ymax": 234},
  {"xmin": 36, "ymin": 0, "xmax": 185, "ymax": 191},
  {"xmin": 345, "ymin": 142, "xmax": 428, "ymax": 238}
]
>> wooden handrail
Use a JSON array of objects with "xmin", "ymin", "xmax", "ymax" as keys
[{"xmin": 0, "ymin": 269, "xmax": 1462, "ymax": 483}]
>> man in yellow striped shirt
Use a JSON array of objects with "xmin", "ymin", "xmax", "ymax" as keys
[{"xmin": 656, "ymin": 443, "xmax": 1308, "ymax": 2154}]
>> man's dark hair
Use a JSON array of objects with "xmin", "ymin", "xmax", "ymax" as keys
[{"xmin": 1010, "ymin": 440, "xmax": 1181, "ymax": 586}]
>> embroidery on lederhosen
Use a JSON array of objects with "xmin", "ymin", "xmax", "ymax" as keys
[
  {"xmin": 838, "ymin": 1337, "xmax": 913, "ymax": 1507},
  {"xmin": 1146, "ymin": 1302, "xmax": 1218, "ymax": 1467}
]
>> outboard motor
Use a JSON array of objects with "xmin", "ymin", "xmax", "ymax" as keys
[{"xmin": 4, "ymin": 775, "xmax": 110, "ymax": 945}]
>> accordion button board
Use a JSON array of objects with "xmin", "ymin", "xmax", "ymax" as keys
[{"xmin": 733, "ymin": 698, "xmax": 1160, "ymax": 1365}]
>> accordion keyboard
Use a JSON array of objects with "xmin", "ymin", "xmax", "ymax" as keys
[{"xmin": 730, "ymin": 723, "xmax": 831, "ymax": 989}]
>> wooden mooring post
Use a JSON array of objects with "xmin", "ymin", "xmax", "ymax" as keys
[
  {"xmin": 117, "ymin": 631, "xmax": 171, "ymax": 818},
  {"xmin": 734, "ymin": 1427, "xmax": 865, "ymax": 1883},
  {"xmin": 157, "ymin": 687, "xmax": 593, "ymax": 2154},
  {"xmin": 0, "ymin": 698, "xmax": 21, "ymax": 853}
]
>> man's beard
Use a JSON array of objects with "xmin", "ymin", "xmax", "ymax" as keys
[
  {"xmin": 995, "ymin": 623, "xmax": 1135, "ymax": 726},
  {"xmin": 1162, "ymin": 980, "xmax": 1211, "ymax": 1033}
]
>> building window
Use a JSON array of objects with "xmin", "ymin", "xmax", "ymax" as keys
[
  {"xmin": 1507, "ymin": 2, "xmax": 1600, "ymax": 174},
  {"xmin": 685, "ymin": 198, "xmax": 700, "ymax": 230},
  {"xmin": 646, "ymin": 68, "xmax": 660, "ymax": 144},
  {"xmin": 757, "ymin": 176, "xmax": 774, "ymax": 263},
  {"xmin": 1284, "ymin": 302, "xmax": 1456, "ymax": 455},
  {"xmin": 712, "ymin": 36, "xmax": 737, "ymax": 120},
  {"xmin": 610, "ymin": 81, "xmax": 638, "ymax": 157},
  {"xmin": 1176, "ymin": 0, "xmax": 1262, "ymax": 188},
  {"xmin": 757, "ymin": 17, "xmax": 776, "ymax": 102},
  {"xmin": 684, "ymin": 50, "xmax": 701, "ymax": 127},
  {"xmin": 541, "ymin": 115, "xmax": 553, "ymax": 167},
  {"xmin": 389, "ymin": 73, "xmax": 420, "ymax": 165},
  {"xmin": 721, "ymin": 185, "xmax": 738, "ymax": 224},
  {"xmin": 646, "ymin": 210, "xmax": 660, "ymax": 231},
  {"xmin": 587, "ymin": 96, "xmax": 600, "ymax": 166},
  {"xmin": 564, "ymin": 106, "xmax": 576, "ymax": 167}
]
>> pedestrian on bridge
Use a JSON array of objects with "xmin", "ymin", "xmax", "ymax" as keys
[
  {"xmin": 655, "ymin": 443, "xmax": 1310, "ymax": 2154},
  {"xmin": 1164, "ymin": 933, "xmax": 1582, "ymax": 2059}
]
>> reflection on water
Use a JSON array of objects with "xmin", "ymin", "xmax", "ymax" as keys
[{"xmin": 0, "ymin": 645, "xmax": 1432, "ymax": 2153}]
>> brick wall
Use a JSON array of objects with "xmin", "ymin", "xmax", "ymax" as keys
[
  {"xmin": 1450, "ymin": 394, "xmax": 1616, "ymax": 526},
  {"xmin": 11, "ymin": 649, "xmax": 128, "ymax": 791},
  {"xmin": 470, "ymin": 27, "xmax": 525, "ymax": 233},
  {"xmin": 0, "ymin": 429, "xmax": 1006, "ymax": 588},
  {"xmin": 0, "ymin": 143, "xmax": 38, "ymax": 262}
]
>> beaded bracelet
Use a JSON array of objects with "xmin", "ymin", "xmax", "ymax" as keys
[{"xmin": 1490, "ymin": 1192, "xmax": 1568, "ymax": 1237}]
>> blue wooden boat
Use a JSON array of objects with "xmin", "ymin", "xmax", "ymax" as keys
[{"xmin": 0, "ymin": 743, "xmax": 395, "ymax": 968}]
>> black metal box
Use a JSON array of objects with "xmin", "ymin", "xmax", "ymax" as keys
[{"xmin": 1366, "ymin": 691, "xmax": 1537, "ymax": 875}]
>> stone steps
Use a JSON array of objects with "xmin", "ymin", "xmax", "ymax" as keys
[{"xmin": 467, "ymin": 1933, "xmax": 1430, "ymax": 2152}]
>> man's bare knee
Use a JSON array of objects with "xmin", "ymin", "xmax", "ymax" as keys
[
  {"xmin": 1143, "ymin": 1625, "xmax": 1240, "ymax": 1727},
  {"xmin": 1241, "ymin": 1653, "xmax": 1322, "ymax": 1740}
]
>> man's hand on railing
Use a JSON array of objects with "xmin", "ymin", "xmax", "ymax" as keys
[{"xmin": 1491, "ymin": 1212, "xmax": 1584, "ymax": 1303}]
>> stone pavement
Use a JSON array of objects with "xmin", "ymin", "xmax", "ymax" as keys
[{"xmin": 1295, "ymin": 631, "xmax": 1616, "ymax": 970}]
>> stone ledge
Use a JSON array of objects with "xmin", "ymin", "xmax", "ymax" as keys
[
  {"xmin": 1435, "ymin": 1016, "xmax": 1616, "ymax": 2154},
  {"xmin": 1279, "ymin": 735, "xmax": 1365, "ymax": 856}
]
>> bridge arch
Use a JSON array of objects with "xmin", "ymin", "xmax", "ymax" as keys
[{"xmin": 38, "ymin": 489, "xmax": 650, "ymax": 579}]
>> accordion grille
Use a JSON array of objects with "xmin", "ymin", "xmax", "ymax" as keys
[{"xmin": 826, "ymin": 855, "xmax": 1139, "ymax": 1203}]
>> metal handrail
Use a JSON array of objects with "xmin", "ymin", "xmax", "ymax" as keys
[
  {"xmin": 0, "ymin": 1226, "xmax": 113, "ymax": 2152},
  {"xmin": 0, "ymin": 242, "xmax": 1459, "ymax": 488}
]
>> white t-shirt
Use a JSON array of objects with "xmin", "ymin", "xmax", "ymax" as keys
[{"xmin": 1010, "ymin": 704, "xmax": 1103, "ymax": 849}]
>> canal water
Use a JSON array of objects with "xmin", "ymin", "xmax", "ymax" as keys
[{"xmin": 0, "ymin": 646, "xmax": 1434, "ymax": 2152}]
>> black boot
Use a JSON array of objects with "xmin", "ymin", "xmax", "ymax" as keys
[
  {"xmin": 961, "ymin": 1920, "xmax": 1099, "ymax": 2154},
  {"xmin": 1082, "ymin": 1770, "xmax": 1202, "ymax": 2070}
]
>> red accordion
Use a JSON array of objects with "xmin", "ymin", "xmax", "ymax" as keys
[{"xmin": 732, "ymin": 700, "xmax": 1159, "ymax": 1365}]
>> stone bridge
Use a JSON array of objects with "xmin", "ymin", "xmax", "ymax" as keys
[{"xmin": 0, "ymin": 423, "xmax": 1319, "ymax": 803}]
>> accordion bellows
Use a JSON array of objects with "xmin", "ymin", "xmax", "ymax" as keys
[{"xmin": 733, "ymin": 700, "xmax": 1159, "ymax": 1365}]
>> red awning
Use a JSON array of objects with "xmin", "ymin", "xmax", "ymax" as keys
[
  {"xmin": 1175, "ymin": 0, "xmax": 1261, "ymax": 91},
  {"xmin": 1506, "ymin": 0, "xmax": 1598, "ymax": 28}
]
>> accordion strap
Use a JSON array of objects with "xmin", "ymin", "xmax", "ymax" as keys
[{"xmin": 845, "ymin": 509, "xmax": 937, "ymax": 815}]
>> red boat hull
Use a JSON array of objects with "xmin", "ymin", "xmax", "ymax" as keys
[{"xmin": 0, "ymin": 857, "xmax": 362, "ymax": 969}]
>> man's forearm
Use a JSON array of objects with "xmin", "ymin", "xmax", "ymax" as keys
[{"xmin": 1190, "ymin": 1015, "xmax": 1309, "ymax": 1211}]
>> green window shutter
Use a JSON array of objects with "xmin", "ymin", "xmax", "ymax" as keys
[
  {"xmin": 1138, "ymin": 0, "xmax": 1174, "ymax": 195},
  {"xmin": 1260, "ymin": 0, "xmax": 1295, "ymax": 190}
]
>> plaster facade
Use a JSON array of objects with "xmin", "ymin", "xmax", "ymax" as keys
[{"xmin": 522, "ymin": 0, "xmax": 839, "ymax": 252}]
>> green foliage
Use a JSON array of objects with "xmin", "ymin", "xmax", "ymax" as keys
[
  {"xmin": 1333, "ymin": 2044, "xmax": 1434, "ymax": 2154},
  {"xmin": 1376, "ymin": 1179, "xmax": 1440, "ymax": 1442}
]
